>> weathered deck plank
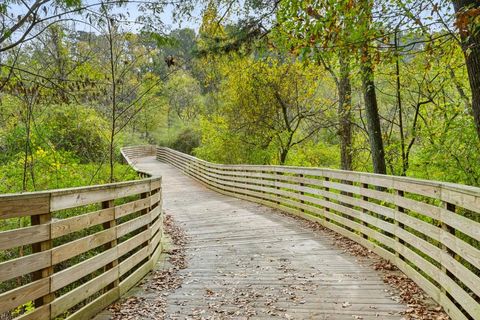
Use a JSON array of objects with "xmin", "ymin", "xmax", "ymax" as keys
[{"xmin": 122, "ymin": 156, "xmax": 407, "ymax": 319}]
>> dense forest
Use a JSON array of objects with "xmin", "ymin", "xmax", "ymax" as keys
[
  {"xmin": 1, "ymin": 0, "xmax": 479, "ymax": 193},
  {"xmin": 0, "ymin": 1, "xmax": 479, "ymax": 320}
]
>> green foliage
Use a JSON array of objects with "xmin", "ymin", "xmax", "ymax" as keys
[
  {"xmin": 12, "ymin": 301, "xmax": 34, "ymax": 317},
  {"xmin": 0, "ymin": 0, "xmax": 479, "ymax": 193},
  {"xmin": 145, "ymin": 32, "xmax": 178, "ymax": 47},
  {"xmin": 194, "ymin": 55, "xmax": 336, "ymax": 165},
  {"xmin": 170, "ymin": 128, "xmax": 201, "ymax": 155},
  {"xmin": 164, "ymin": 71, "xmax": 204, "ymax": 121},
  {"xmin": 410, "ymin": 114, "xmax": 480, "ymax": 186},
  {"xmin": 0, "ymin": 103, "xmax": 108, "ymax": 163},
  {"xmin": 285, "ymin": 140, "xmax": 340, "ymax": 168},
  {"xmin": 195, "ymin": 114, "xmax": 273, "ymax": 164},
  {"xmin": 43, "ymin": 104, "xmax": 109, "ymax": 163},
  {"xmin": 0, "ymin": 148, "xmax": 137, "ymax": 194},
  {"xmin": 1, "ymin": 4, "xmax": 480, "ymax": 319}
]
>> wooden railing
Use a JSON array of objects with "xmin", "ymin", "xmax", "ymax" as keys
[
  {"xmin": 157, "ymin": 147, "xmax": 480, "ymax": 320},
  {"xmin": 120, "ymin": 145, "xmax": 157, "ymax": 178},
  {"xmin": 121, "ymin": 145, "xmax": 156, "ymax": 164},
  {"xmin": 0, "ymin": 146, "xmax": 162, "ymax": 320}
]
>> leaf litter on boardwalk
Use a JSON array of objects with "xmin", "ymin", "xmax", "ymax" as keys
[
  {"xmin": 109, "ymin": 207, "xmax": 450, "ymax": 320},
  {"xmin": 271, "ymin": 207, "xmax": 450, "ymax": 320},
  {"xmin": 108, "ymin": 214, "xmax": 188, "ymax": 319}
]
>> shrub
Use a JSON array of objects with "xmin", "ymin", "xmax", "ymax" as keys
[{"xmin": 169, "ymin": 128, "xmax": 201, "ymax": 155}]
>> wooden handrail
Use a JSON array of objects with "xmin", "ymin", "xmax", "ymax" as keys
[
  {"xmin": 156, "ymin": 146, "xmax": 480, "ymax": 320},
  {"xmin": 120, "ymin": 145, "xmax": 156, "ymax": 178},
  {"xmin": 0, "ymin": 145, "xmax": 162, "ymax": 320}
]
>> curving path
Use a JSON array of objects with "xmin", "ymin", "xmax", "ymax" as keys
[{"xmin": 127, "ymin": 156, "xmax": 407, "ymax": 319}]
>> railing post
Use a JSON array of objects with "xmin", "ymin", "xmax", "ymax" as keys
[
  {"xmin": 441, "ymin": 201, "xmax": 456, "ymax": 295},
  {"xmin": 324, "ymin": 177, "xmax": 330, "ymax": 222},
  {"xmin": 299, "ymin": 174, "xmax": 305, "ymax": 212},
  {"xmin": 31, "ymin": 194, "xmax": 54, "ymax": 314},
  {"xmin": 395, "ymin": 190, "xmax": 406, "ymax": 258},
  {"xmin": 141, "ymin": 189, "xmax": 152, "ymax": 259},
  {"xmin": 102, "ymin": 199, "xmax": 118, "ymax": 290},
  {"xmin": 275, "ymin": 171, "xmax": 281, "ymax": 205},
  {"xmin": 261, "ymin": 170, "xmax": 266, "ymax": 195},
  {"xmin": 242, "ymin": 168, "xmax": 247, "ymax": 195},
  {"xmin": 361, "ymin": 183, "xmax": 369, "ymax": 239}
]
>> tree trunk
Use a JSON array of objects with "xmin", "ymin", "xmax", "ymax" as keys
[
  {"xmin": 107, "ymin": 18, "xmax": 116, "ymax": 183},
  {"xmin": 361, "ymin": 45, "xmax": 387, "ymax": 175},
  {"xmin": 279, "ymin": 148, "xmax": 289, "ymax": 165},
  {"xmin": 338, "ymin": 51, "xmax": 353, "ymax": 171},
  {"xmin": 452, "ymin": 0, "xmax": 480, "ymax": 141},
  {"xmin": 395, "ymin": 28, "xmax": 407, "ymax": 176},
  {"xmin": 279, "ymin": 133, "xmax": 293, "ymax": 165},
  {"xmin": 51, "ymin": 26, "xmax": 68, "ymax": 103},
  {"xmin": 22, "ymin": 104, "xmax": 32, "ymax": 191}
]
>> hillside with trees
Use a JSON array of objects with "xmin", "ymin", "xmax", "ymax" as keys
[
  {"xmin": 0, "ymin": 0, "xmax": 479, "ymax": 188},
  {"xmin": 1, "ymin": 1, "xmax": 480, "ymax": 320}
]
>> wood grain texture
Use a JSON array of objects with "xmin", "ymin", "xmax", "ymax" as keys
[
  {"xmin": 51, "ymin": 208, "xmax": 114, "ymax": 238},
  {"xmin": 0, "ymin": 278, "xmax": 49, "ymax": 313},
  {"xmin": 66, "ymin": 288, "xmax": 120, "ymax": 320},
  {"xmin": 0, "ymin": 251, "xmax": 50, "ymax": 282},
  {"xmin": 0, "ymin": 194, "xmax": 49, "ymax": 218},
  {"xmin": 51, "ymin": 267, "xmax": 119, "ymax": 318},
  {"xmin": 2, "ymin": 144, "xmax": 478, "ymax": 320},
  {"xmin": 51, "ymin": 228, "xmax": 116, "ymax": 264},
  {"xmin": 16, "ymin": 304, "xmax": 50, "ymax": 320},
  {"xmin": 0, "ymin": 224, "xmax": 49, "ymax": 250}
]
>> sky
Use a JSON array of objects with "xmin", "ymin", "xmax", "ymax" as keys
[
  {"xmin": 111, "ymin": 2, "xmax": 204, "ymax": 32},
  {"xmin": 7, "ymin": 0, "xmax": 204, "ymax": 38}
]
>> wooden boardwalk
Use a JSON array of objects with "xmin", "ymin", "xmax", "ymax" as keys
[{"xmin": 126, "ymin": 156, "xmax": 407, "ymax": 319}]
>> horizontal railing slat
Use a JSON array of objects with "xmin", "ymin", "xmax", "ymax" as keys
[
  {"xmin": 0, "ymin": 194, "xmax": 50, "ymax": 219},
  {"xmin": 51, "ymin": 228, "xmax": 117, "ymax": 265},
  {"xmin": 0, "ymin": 251, "xmax": 51, "ymax": 282},
  {"xmin": 0, "ymin": 278, "xmax": 49, "ymax": 314},
  {"xmin": 16, "ymin": 304, "xmax": 50, "ymax": 320},
  {"xmin": 51, "ymin": 247, "xmax": 118, "ymax": 292},
  {"xmin": 116, "ymin": 213, "xmax": 151, "ymax": 239},
  {"xmin": 118, "ymin": 247, "xmax": 149, "ymax": 277},
  {"xmin": 114, "ymin": 197, "xmax": 150, "ymax": 219},
  {"xmin": 65, "ymin": 287, "xmax": 119, "ymax": 320},
  {"xmin": 51, "ymin": 208, "xmax": 114, "ymax": 239},
  {"xmin": 50, "ymin": 182, "xmax": 151, "ymax": 211},
  {"xmin": 0, "ymin": 224, "xmax": 50, "ymax": 251},
  {"xmin": 50, "ymin": 267, "xmax": 118, "ymax": 318},
  {"xmin": 117, "ymin": 229, "xmax": 150, "ymax": 258}
]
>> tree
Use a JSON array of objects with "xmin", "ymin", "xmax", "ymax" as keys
[
  {"xmin": 1, "ymin": 38, "xmax": 63, "ymax": 191},
  {"xmin": 451, "ymin": 0, "xmax": 480, "ymax": 141},
  {"xmin": 0, "ymin": 0, "xmax": 83, "ymax": 53},
  {"xmin": 164, "ymin": 71, "xmax": 203, "ymax": 122},
  {"xmin": 337, "ymin": 52, "xmax": 353, "ymax": 171},
  {"xmin": 356, "ymin": 0, "xmax": 387, "ymax": 174},
  {"xmin": 277, "ymin": 0, "xmax": 385, "ymax": 172},
  {"xmin": 198, "ymin": 57, "xmax": 333, "ymax": 165},
  {"xmin": 391, "ymin": 0, "xmax": 479, "ymax": 143},
  {"xmin": 94, "ymin": 5, "xmax": 171, "ymax": 181}
]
